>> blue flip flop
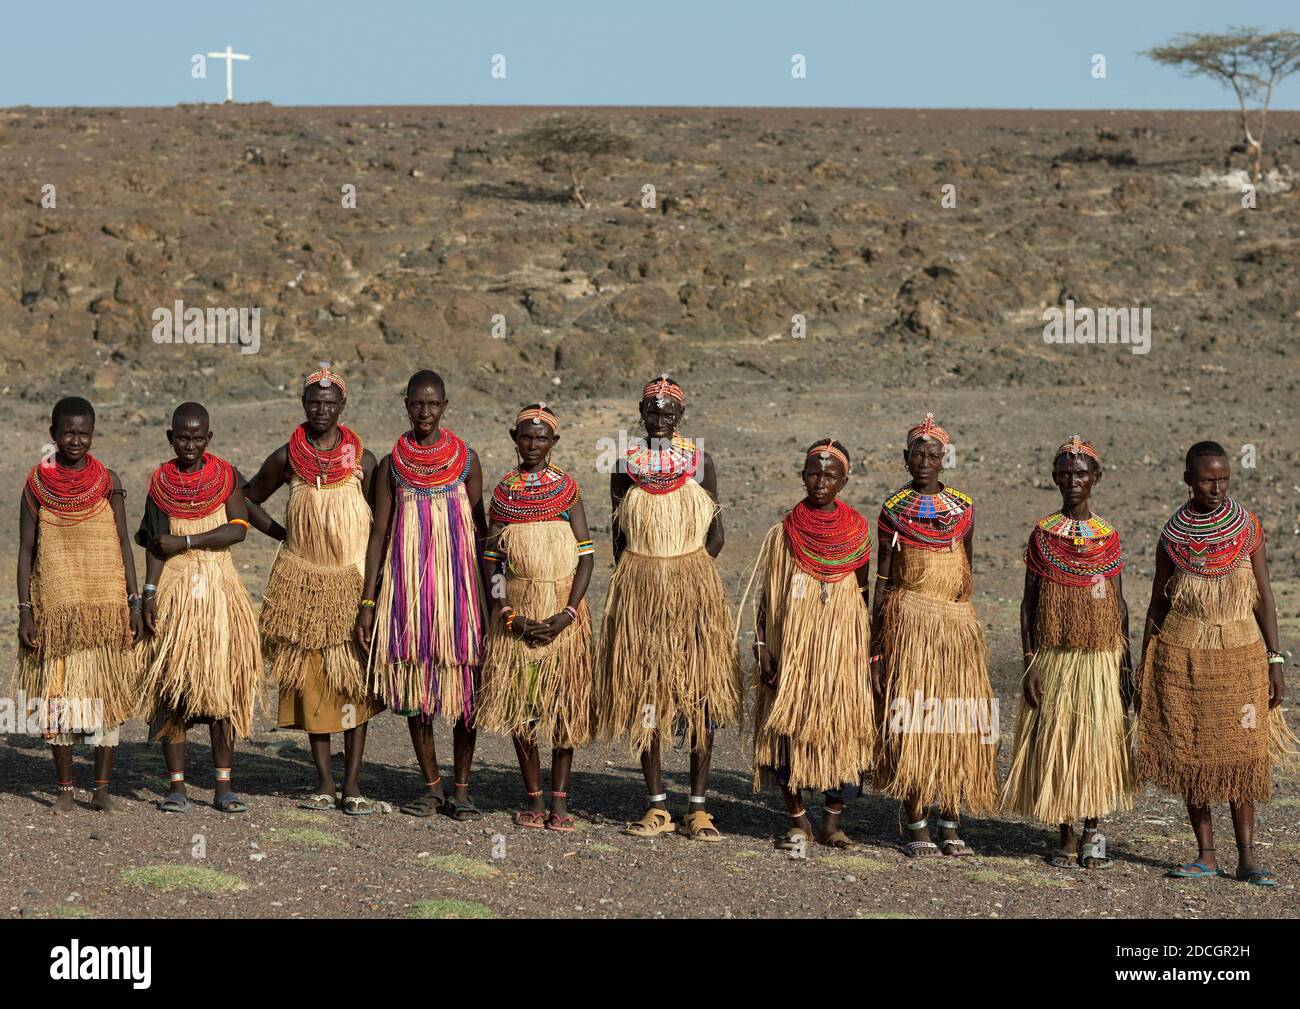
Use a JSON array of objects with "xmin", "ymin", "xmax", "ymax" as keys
[
  {"xmin": 1166, "ymin": 862, "xmax": 1218, "ymax": 879},
  {"xmin": 158, "ymin": 792, "xmax": 190, "ymax": 813},
  {"xmin": 1235, "ymin": 869, "xmax": 1278, "ymax": 887}
]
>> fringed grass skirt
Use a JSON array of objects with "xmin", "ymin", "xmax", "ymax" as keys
[
  {"xmin": 141, "ymin": 512, "xmax": 264, "ymax": 741},
  {"xmin": 1002, "ymin": 647, "xmax": 1134, "ymax": 823},
  {"xmin": 15, "ymin": 503, "xmax": 138, "ymax": 732},
  {"xmin": 751, "ymin": 529, "xmax": 874, "ymax": 792},
  {"xmin": 261, "ymin": 549, "xmax": 368, "ymax": 697},
  {"xmin": 478, "ymin": 521, "xmax": 593, "ymax": 747},
  {"xmin": 261, "ymin": 477, "xmax": 372, "ymax": 699},
  {"xmin": 597, "ymin": 547, "xmax": 742, "ymax": 755},
  {"xmin": 875, "ymin": 588, "xmax": 1000, "ymax": 814}
]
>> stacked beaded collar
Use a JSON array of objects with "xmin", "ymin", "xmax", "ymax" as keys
[
  {"xmin": 25, "ymin": 454, "xmax": 112, "ymax": 517},
  {"xmin": 783, "ymin": 500, "xmax": 871, "ymax": 583},
  {"xmin": 490, "ymin": 464, "xmax": 579, "ymax": 523},
  {"xmin": 1161, "ymin": 497, "xmax": 1262, "ymax": 578},
  {"xmin": 878, "ymin": 485, "xmax": 974, "ymax": 550},
  {"xmin": 288, "ymin": 423, "xmax": 363, "ymax": 488},
  {"xmin": 1025, "ymin": 512, "xmax": 1123, "ymax": 587},
  {"xmin": 625, "ymin": 432, "xmax": 700, "ymax": 495},
  {"xmin": 149, "ymin": 454, "xmax": 236, "ymax": 519},
  {"xmin": 391, "ymin": 429, "xmax": 469, "ymax": 494}
]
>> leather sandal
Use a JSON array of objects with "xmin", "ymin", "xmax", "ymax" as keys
[{"xmin": 623, "ymin": 807, "xmax": 675, "ymax": 837}]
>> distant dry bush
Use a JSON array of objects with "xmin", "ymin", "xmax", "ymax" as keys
[{"xmin": 516, "ymin": 113, "xmax": 630, "ymax": 208}]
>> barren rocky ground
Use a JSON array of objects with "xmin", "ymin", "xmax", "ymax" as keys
[{"xmin": 0, "ymin": 105, "xmax": 1297, "ymax": 918}]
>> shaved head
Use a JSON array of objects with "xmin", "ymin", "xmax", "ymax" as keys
[{"xmin": 171, "ymin": 401, "xmax": 210, "ymax": 431}]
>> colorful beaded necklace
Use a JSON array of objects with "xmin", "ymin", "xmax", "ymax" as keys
[
  {"xmin": 490, "ymin": 464, "xmax": 579, "ymax": 524},
  {"xmin": 25, "ymin": 453, "xmax": 112, "ymax": 519},
  {"xmin": 390, "ymin": 429, "xmax": 469, "ymax": 494},
  {"xmin": 1025, "ymin": 512, "xmax": 1123, "ymax": 587},
  {"xmin": 877, "ymin": 484, "xmax": 973, "ymax": 550},
  {"xmin": 783, "ymin": 500, "xmax": 871, "ymax": 583},
  {"xmin": 149, "ymin": 453, "xmax": 236, "ymax": 519},
  {"xmin": 288, "ymin": 423, "xmax": 363, "ymax": 488},
  {"xmin": 625, "ymin": 433, "xmax": 699, "ymax": 495},
  {"xmin": 1161, "ymin": 497, "xmax": 1262, "ymax": 578}
]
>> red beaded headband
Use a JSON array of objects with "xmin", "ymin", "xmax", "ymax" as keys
[
  {"xmin": 515, "ymin": 403, "xmax": 557, "ymax": 433},
  {"xmin": 807, "ymin": 441, "xmax": 850, "ymax": 475},
  {"xmin": 304, "ymin": 362, "xmax": 347, "ymax": 396},
  {"xmin": 1056, "ymin": 434, "xmax": 1100, "ymax": 464},
  {"xmin": 642, "ymin": 374, "xmax": 685, "ymax": 406},
  {"xmin": 906, "ymin": 412, "xmax": 949, "ymax": 448}
]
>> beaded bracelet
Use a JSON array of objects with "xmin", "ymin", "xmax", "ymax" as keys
[
  {"xmin": 142, "ymin": 583, "xmax": 157, "ymax": 595},
  {"xmin": 1267, "ymin": 651, "xmax": 1286, "ymax": 665},
  {"xmin": 358, "ymin": 599, "xmax": 376, "ymax": 608}
]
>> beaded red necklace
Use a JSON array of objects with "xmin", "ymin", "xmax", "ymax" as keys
[
  {"xmin": 490, "ymin": 464, "xmax": 579, "ymax": 524},
  {"xmin": 390, "ymin": 429, "xmax": 469, "ymax": 493},
  {"xmin": 1161, "ymin": 498, "xmax": 1262, "ymax": 578},
  {"xmin": 783, "ymin": 500, "xmax": 872, "ymax": 583},
  {"xmin": 149, "ymin": 453, "xmax": 236, "ymax": 519},
  {"xmin": 1025, "ymin": 512, "xmax": 1123, "ymax": 588},
  {"xmin": 625, "ymin": 433, "xmax": 699, "ymax": 495},
  {"xmin": 25, "ymin": 454, "xmax": 112, "ymax": 518},
  {"xmin": 288, "ymin": 423, "xmax": 363, "ymax": 488},
  {"xmin": 877, "ymin": 484, "xmax": 974, "ymax": 550}
]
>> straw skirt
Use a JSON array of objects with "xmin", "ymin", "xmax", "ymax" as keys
[
  {"xmin": 750, "ymin": 525, "xmax": 874, "ymax": 792},
  {"xmin": 596, "ymin": 480, "xmax": 742, "ymax": 755},
  {"xmin": 874, "ymin": 543, "xmax": 999, "ymax": 814},
  {"xmin": 141, "ymin": 507, "xmax": 264, "ymax": 741},
  {"xmin": 478, "ymin": 520, "xmax": 593, "ymax": 748}
]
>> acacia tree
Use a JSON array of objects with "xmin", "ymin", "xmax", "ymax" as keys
[
  {"xmin": 1144, "ymin": 27, "xmax": 1300, "ymax": 181},
  {"xmin": 517, "ymin": 114, "xmax": 629, "ymax": 208}
]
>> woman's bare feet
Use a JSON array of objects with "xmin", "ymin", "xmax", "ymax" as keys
[{"xmin": 52, "ymin": 785, "xmax": 76, "ymax": 814}]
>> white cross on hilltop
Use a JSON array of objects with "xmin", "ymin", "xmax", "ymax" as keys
[{"xmin": 206, "ymin": 46, "xmax": 251, "ymax": 102}]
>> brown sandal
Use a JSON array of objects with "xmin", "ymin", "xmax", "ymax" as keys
[
  {"xmin": 677, "ymin": 809, "xmax": 723, "ymax": 842},
  {"xmin": 818, "ymin": 829, "xmax": 857, "ymax": 850},
  {"xmin": 775, "ymin": 826, "xmax": 811, "ymax": 851},
  {"xmin": 514, "ymin": 810, "xmax": 546, "ymax": 829},
  {"xmin": 623, "ymin": 807, "xmax": 675, "ymax": 837}
]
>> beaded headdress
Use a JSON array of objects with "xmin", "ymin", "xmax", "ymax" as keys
[
  {"xmin": 807, "ymin": 440, "xmax": 850, "ymax": 475},
  {"xmin": 1056, "ymin": 434, "xmax": 1099, "ymax": 464},
  {"xmin": 642, "ymin": 374, "xmax": 685, "ymax": 408},
  {"xmin": 304, "ymin": 361, "xmax": 347, "ymax": 396},
  {"xmin": 906, "ymin": 412, "xmax": 949, "ymax": 448},
  {"xmin": 515, "ymin": 402, "xmax": 558, "ymax": 433}
]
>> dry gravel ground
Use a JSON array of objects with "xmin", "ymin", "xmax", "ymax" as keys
[{"xmin": 0, "ymin": 106, "xmax": 1297, "ymax": 919}]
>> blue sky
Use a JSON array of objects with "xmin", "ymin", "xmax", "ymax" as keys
[{"xmin": 1, "ymin": 1, "xmax": 1297, "ymax": 109}]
